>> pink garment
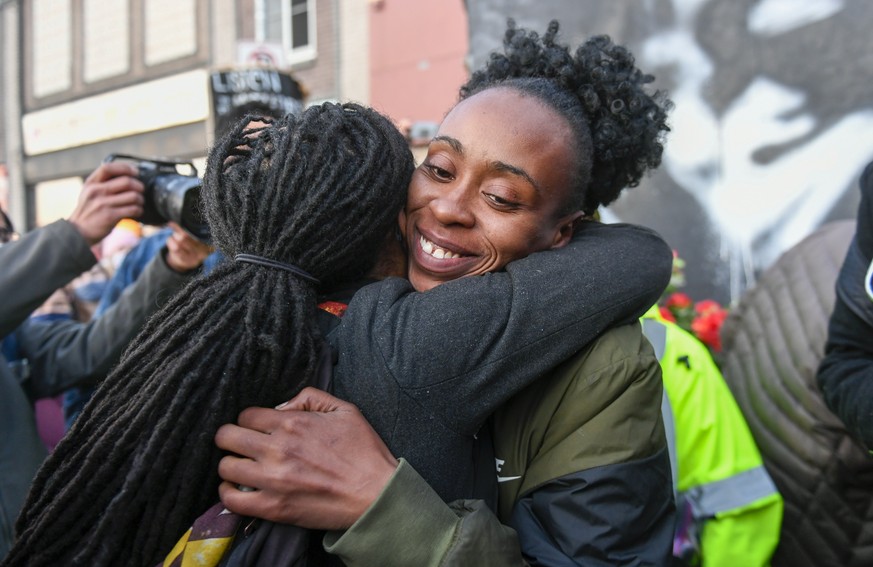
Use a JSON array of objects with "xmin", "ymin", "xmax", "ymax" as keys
[{"xmin": 35, "ymin": 396, "xmax": 65, "ymax": 451}]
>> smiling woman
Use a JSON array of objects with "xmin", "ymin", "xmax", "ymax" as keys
[{"xmin": 401, "ymin": 87, "xmax": 582, "ymax": 291}]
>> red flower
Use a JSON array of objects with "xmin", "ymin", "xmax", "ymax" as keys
[
  {"xmin": 694, "ymin": 299, "xmax": 722, "ymax": 316},
  {"xmin": 691, "ymin": 302, "xmax": 728, "ymax": 352},
  {"xmin": 659, "ymin": 306, "xmax": 677, "ymax": 323},
  {"xmin": 665, "ymin": 292, "xmax": 693, "ymax": 310}
]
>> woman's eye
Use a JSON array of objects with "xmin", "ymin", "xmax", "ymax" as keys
[
  {"xmin": 424, "ymin": 163, "xmax": 453, "ymax": 180},
  {"xmin": 485, "ymin": 193, "xmax": 520, "ymax": 209}
]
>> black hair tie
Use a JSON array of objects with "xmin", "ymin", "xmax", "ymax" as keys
[{"xmin": 234, "ymin": 253, "xmax": 320, "ymax": 285}]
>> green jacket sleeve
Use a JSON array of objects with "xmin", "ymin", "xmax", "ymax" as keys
[
  {"xmin": 324, "ymin": 459, "xmax": 528, "ymax": 567},
  {"xmin": 493, "ymin": 324, "xmax": 675, "ymax": 564}
]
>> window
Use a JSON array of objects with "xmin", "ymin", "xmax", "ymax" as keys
[
  {"xmin": 32, "ymin": 0, "xmax": 72, "ymax": 97},
  {"xmin": 256, "ymin": 0, "xmax": 317, "ymax": 64}
]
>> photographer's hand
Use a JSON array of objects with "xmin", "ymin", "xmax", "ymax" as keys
[
  {"xmin": 215, "ymin": 387, "xmax": 398, "ymax": 530},
  {"xmin": 68, "ymin": 162, "xmax": 145, "ymax": 246},
  {"xmin": 164, "ymin": 222, "xmax": 213, "ymax": 272}
]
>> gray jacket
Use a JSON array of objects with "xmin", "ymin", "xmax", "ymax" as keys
[
  {"xmin": 330, "ymin": 222, "xmax": 673, "ymax": 504},
  {"xmin": 720, "ymin": 220, "xmax": 873, "ymax": 567},
  {"xmin": 0, "ymin": 220, "xmax": 193, "ymax": 558}
]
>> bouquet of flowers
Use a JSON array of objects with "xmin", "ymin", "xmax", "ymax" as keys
[{"xmin": 658, "ymin": 251, "xmax": 729, "ymax": 357}]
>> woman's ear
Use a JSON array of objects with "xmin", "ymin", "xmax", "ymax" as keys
[
  {"xmin": 550, "ymin": 211, "xmax": 584, "ymax": 249},
  {"xmin": 397, "ymin": 209, "xmax": 408, "ymax": 240}
]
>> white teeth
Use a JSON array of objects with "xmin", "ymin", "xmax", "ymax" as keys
[
  {"xmin": 420, "ymin": 235, "xmax": 459, "ymax": 259},
  {"xmin": 420, "ymin": 236, "xmax": 433, "ymax": 254}
]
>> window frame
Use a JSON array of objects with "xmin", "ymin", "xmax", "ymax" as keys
[{"xmin": 254, "ymin": 0, "xmax": 317, "ymax": 65}]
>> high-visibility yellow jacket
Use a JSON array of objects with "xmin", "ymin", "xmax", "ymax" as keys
[{"xmin": 642, "ymin": 306, "xmax": 783, "ymax": 567}]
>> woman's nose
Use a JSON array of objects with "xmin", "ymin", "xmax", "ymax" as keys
[{"xmin": 429, "ymin": 183, "xmax": 475, "ymax": 227}]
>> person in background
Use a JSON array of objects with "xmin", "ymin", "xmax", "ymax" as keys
[
  {"xmin": 20, "ymin": 219, "xmax": 145, "ymax": 446},
  {"xmin": 0, "ymin": 208, "xmax": 17, "ymax": 244},
  {"xmin": 721, "ymin": 213, "xmax": 867, "ymax": 565},
  {"xmin": 819, "ymin": 160, "xmax": 873, "ymax": 448},
  {"xmin": 641, "ymin": 306, "xmax": 783, "ymax": 566},
  {"xmin": 0, "ymin": 162, "xmax": 208, "ymax": 559},
  {"xmin": 68, "ymin": 218, "xmax": 144, "ymax": 322},
  {"xmin": 61, "ymin": 221, "xmax": 218, "ymax": 429}
]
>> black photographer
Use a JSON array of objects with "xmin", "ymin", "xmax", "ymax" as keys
[{"xmin": 0, "ymin": 161, "xmax": 210, "ymax": 560}]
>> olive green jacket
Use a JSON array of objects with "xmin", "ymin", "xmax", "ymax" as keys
[{"xmin": 325, "ymin": 323, "xmax": 674, "ymax": 566}]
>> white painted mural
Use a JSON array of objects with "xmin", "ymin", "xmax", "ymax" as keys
[{"xmin": 467, "ymin": 0, "xmax": 873, "ymax": 303}]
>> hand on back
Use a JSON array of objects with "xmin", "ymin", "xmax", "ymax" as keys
[{"xmin": 215, "ymin": 387, "xmax": 399, "ymax": 530}]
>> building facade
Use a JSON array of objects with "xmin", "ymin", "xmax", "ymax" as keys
[{"xmin": 0, "ymin": 0, "xmax": 468, "ymax": 232}]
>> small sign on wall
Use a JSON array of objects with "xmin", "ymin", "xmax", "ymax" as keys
[
  {"xmin": 208, "ymin": 67, "xmax": 305, "ymax": 140},
  {"xmin": 237, "ymin": 41, "xmax": 287, "ymax": 69}
]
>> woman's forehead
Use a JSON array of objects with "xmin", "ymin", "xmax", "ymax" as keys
[
  {"xmin": 436, "ymin": 88, "xmax": 576, "ymax": 189},
  {"xmin": 441, "ymin": 88, "xmax": 571, "ymax": 146}
]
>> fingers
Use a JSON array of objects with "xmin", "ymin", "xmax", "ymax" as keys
[
  {"xmin": 234, "ymin": 406, "xmax": 293, "ymax": 433},
  {"xmin": 91, "ymin": 171, "xmax": 145, "ymax": 198},
  {"xmin": 84, "ymin": 161, "xmax": 139, "ymax": 184},
  {"xmin": 217, "ymin": 480, "xmax": 290, "ymax": 523},
  {"xmin": 164, "ymin": 222, "xmax": 212, "ymax": 271},
  {"xmin": 98, "ymin": 180, "xmax": 145, "ymax": 210},
  {"xmin": 216, "ymin": 454, "xmax": 260, "ymax": 488},
  {"xmin": 278, "ymin": 386, "xmax": 353, "ymax": 413},
  {"xmin": 215, "ymin": 421, "xmax": 271, "ymax": 457},
  {"xmin": 70, "ymin": 163, "xmax": 146, "ymax": 245},
  {"xmin": 218, "ymin": 480, "xmax": 260, "ymax": 517}
]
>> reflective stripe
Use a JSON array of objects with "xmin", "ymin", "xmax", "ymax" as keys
[
  {"xmin": 683, "ymin": 465, "xmax": 778, "ymax": 519},
  {"xmin": 866, "ymin": 255, "xmax": 873, "ymax": 302},
  {"xmin": 642, "ymin": 318, "xmax": 677, "ymax": 492},
  {"xmin": 661, "ymin": 389, "xmax": 678, "ymax": 497},
  {"xmin": 641, "ymin": 318, "xmax": 667, "ymax": 361}
]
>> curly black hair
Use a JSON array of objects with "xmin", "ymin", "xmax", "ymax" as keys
[
  {"xmin": 461, "ymin": 20, "xmax": 672, "ymax": 215},
  {"xmin": 6, "ymin": 103, "xmax": 414, "ymax": 567}
]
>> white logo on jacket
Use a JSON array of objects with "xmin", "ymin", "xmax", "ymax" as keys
[{"xmin": 496, "ymin": 457, "xmax": 521, "ymax": 483}]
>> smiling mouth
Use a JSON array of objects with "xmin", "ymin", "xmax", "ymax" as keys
[{"xmin": 419, "ymin": 235, "xmax": 464, "ymax": 259}]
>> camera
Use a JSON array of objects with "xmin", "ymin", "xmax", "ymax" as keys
[{"xmin": 103, "ymin": 154, "xmax": 210, "ymax": 243}]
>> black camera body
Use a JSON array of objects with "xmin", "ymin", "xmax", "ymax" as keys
[{"xmin": 103, "ymin": 154, "xmax": 210, "ymax": 243}]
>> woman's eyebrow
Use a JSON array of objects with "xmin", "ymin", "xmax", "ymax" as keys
[
  {"xmin": 491, "ymin": 160, "xmax": 541, "ymax": 193},
  {"xmin": 432, "ymin": 135, "xmax": 464, "ymax": 154},
  {"xmin": 431, "ymin": 135, "xmax": 540, "ymax": 192}
]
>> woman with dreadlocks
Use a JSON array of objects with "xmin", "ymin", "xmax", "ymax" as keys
[
  {"xmin": 8, "ymin": 20, "xmax": 672, "ymax": 566},
  {"xmin": 211, "ymin": 20, "xmax": 677, "ymax": 567},
  {"xmin": 4, "ymin": 103, "xmax": 414, "ymax": 567}
]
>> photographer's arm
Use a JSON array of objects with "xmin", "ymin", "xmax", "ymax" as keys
[
  {"xmin": 18, "ymin": 228, "xmax": 209, "ymax": 398},
  {"xmin": 0, "ymin": 222, "xmax": 96, "ymax": 338},
  {"xmin": 0, "ymin": 162, "xmax": 143, "ymax": 337}
]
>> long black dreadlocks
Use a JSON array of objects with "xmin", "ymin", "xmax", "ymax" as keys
[
  {"xmin": 5, "ymin": 103, "xmax": 413, "ymax": 567},
  {"xmin": 461, "ymin": 20, "xmax": 673, "ymax": 216}
]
